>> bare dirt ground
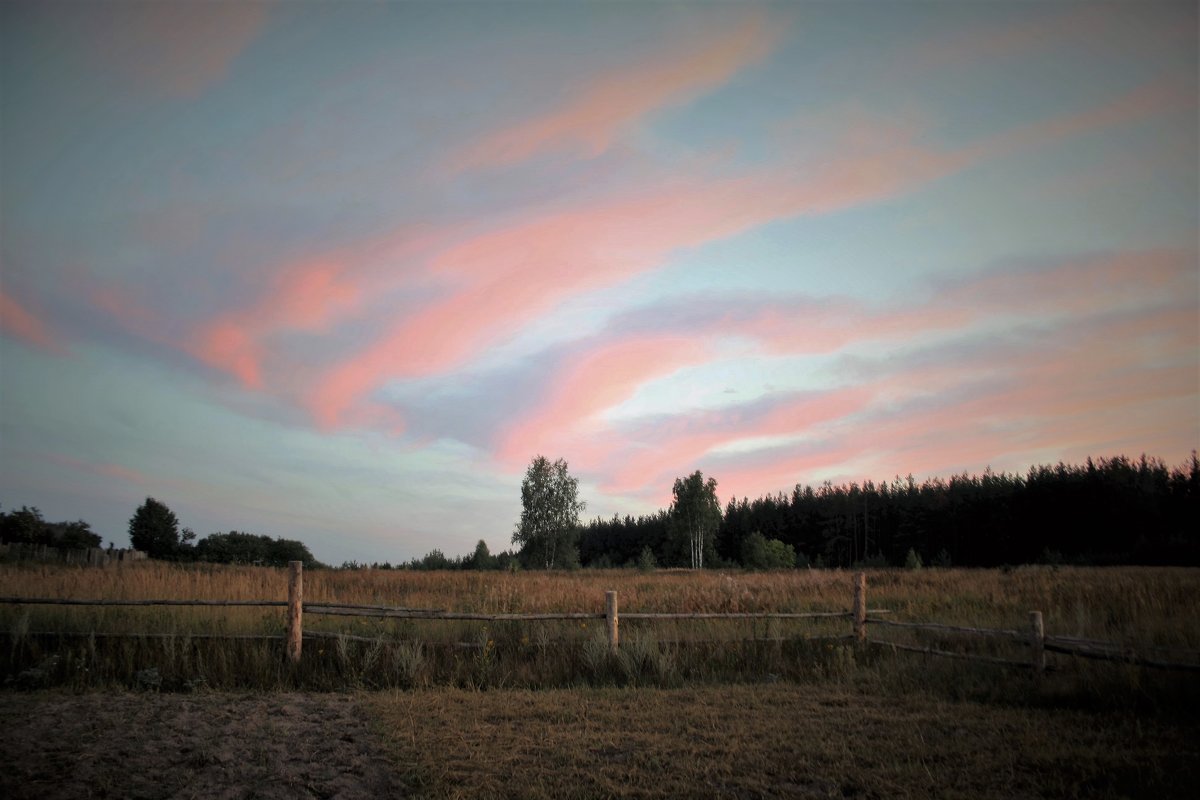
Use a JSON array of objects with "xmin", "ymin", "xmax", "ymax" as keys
[
  {"xmin": 0, "ymin": 691, "xmax": 402, "ymax": 800},
  {"xmin": 4, "ymin": 683, "xmax": 1199, "ymax": 799}
]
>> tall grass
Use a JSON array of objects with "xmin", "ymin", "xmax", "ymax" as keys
[{"xmin": 2, "ymin": 561, "xmax": 1197, "ymax": 703}]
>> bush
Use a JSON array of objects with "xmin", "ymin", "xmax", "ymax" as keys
[
  {"xmin": 636, "ymin": 546, "xmax": 657, "ymax": 572},
  {"xmin": 741, "ymin": 532, "xmax": 796, "ymax": 570},
  {"xmin": 904, "ymin": 548, "xmax": 923, "ymax": 570}
]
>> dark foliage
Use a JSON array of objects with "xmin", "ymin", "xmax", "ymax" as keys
[
  {"xmin": 193, "ymin": 530, "xmax": 320, "ymax": 568},
  {"xmin": 580, "ymin": 511, "xmax": 670, "ymax": 568},
  {"xmin": 0, "ymin": 506, "xmax": 102, "ymax": 549},
  {"xmin": 345, "ymin": 546, "xmax": 519, "ymax": 571},
  {"xmin": 581, "ymin": 453, "xmax": 1200, "ymax": 568},
  {"xmin": 128, "ymin": 497, "xmax": 182, "ymax": 559}
]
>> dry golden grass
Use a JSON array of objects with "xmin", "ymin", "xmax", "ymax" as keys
[
  {"xmin": 2, "ymin": 561, "xmax": 1197, "ymax": 644},
  {"xmin": 2, "ymin": 562, "xmax": 1198, "ymax": 694},
  {"xmin": 374, "ymin": 681, "xmax": 1200, "ymax": 799}
]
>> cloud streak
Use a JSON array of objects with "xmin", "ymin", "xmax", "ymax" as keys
[
  {"xmin": 450, "ymin": 11, "xmax": 781, "ymax": 171},
  {"xmin": 475, "ymin": 246, "xmax": 1197, "ymax": 501},
  {"xmin": 310, "ymin": 123, "xmax": 972, "ymax": 427},
  {"xmin": 0, "ymin": 290, "xmax": 67, "ymax": 355},
  {"xmin": 83, "ymin": 1, "xmax": 270, "ymax": 98}
]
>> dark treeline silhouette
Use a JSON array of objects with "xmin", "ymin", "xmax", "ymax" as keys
[
  {"xmin": 0, "ymin": 498, "xmax": 322, "ymax": 569},
  {"xmin": 582, "ymin": 453, "xmax": 1200, "ymax": 569},
  {"xmin": 581, "ymin": 511, "xmax": 670, "ymax": 568},
  {"xmin": 9, "ymin": 453, "xmax": 1197, "ymax": 571},
  {"xmin": 346, "ymin": 539, "xmax": 522, "ymax": 571},
  {"xmin": 124, "ymin": 497, "xmax": 323, "ymax": 568},
  {"xmin": 288, "ymin": 452, "xmax": 1200, "ymax": 572},
  {"xmin": 0, "ymin": 505, "xmax": 102, "ymax": 550}
]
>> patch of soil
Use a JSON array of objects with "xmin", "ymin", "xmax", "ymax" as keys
[{"xmin": 0, "ymin": 691, "xmax": 402, "ymax": 799}]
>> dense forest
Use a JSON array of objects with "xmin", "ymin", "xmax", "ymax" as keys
[{"xmin": 581, "ymin": 454, "xmax": 1200, "ymax": 569}]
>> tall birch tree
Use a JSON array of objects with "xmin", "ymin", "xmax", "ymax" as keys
[
  {"xmin": 669, "ymin": 471, "xmax": 721, "ymax": 569},
  {"xmin": 513, "ymin": 456, "xmax": 585, "ymax": 569}
]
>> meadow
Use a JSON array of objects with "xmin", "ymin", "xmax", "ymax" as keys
[
  {"xmin": 2, "ymin": 561, "xmax": 1198, "ymax": 695},
  {"xmin": 3, "ymin": 562, "xmax": 1199, "ymax": 797}
]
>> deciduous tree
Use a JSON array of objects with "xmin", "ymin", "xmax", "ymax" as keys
[
  {"xmin": 128, "ymin": 497, "xmax": 181, "ymax": 559},
  {"xmin": 669, "ymin": 471, "xmax": 721, "ymax": 569},
  {"xmin": 513, "ymin": 456, "xmax": 585, "ymax": 570}
]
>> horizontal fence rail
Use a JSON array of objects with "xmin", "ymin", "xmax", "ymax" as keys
[
  {"xmin": 621, "ymin": 611, "xmax": 853, "ymax": 620},
  {"xmin": 3, "ymin": 566, "xmax": 1198, "ymax": 675},
  {"xmin": 876, "ymin": 640, "xmax": 1045, "ymax": 670},
  {"xmin": 1043, "ymin": 640, "xmax": 1200, "ymax": 672},
  {"xmin": 305, "ymin": 607, "xmax": 605, "ymax": 621},
  {"xmin": 866, "ymin": 617, "xmax": 1026, "ymax": 641},
  {"xmin": 0, "ymin": 597, "xmax": 288, "ymax": 607},
  {"xmin": 1045, "ymin": 634, "xmax": 1200, "ymax": 658}
]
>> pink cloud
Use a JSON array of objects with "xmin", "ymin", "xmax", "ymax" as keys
[
  {"xmin": 46, "ymin": 454, "xmax": 151, "ymax": 487},
  {"xmin": 728, "ymin": 300, "xmax": 972, "ymax": 355},
  {"xmin": 312, "ymin": 128, "xmax": 971, "ymax": 427},
  {"xmin": 495, "ymin": 335, "xmax": 712, "ymax": 466},
  {"xmin": 600, "ymin": 384, "xmax": 880, "ymax": 496},
  {"xmin": 88, "ymin": 73, "xmax": 1188, "ymax": 438},
  {"xmin": 485, "ymin": 284, "xmax": 971, "ymax": 493},
  {"xmin": 83, "ymin": 2, "xmax": 271, "ymax": 98},
  {"xmin": 194, "ymin": 319, "xmax": 267, "ymax": 390},
  {"xmin": 190, "ymin": 257, "xmax": 367, "ymax": 391},
  {"xmin": 0, "ymin": 290, "xmax": 67, "ymax": 355},
  {"xmin": 451, "ymin": 11, "xmax": 781, "ymax": 170},
  {"xmin": 938, "ymin": 249, "xmax": 1196, "ymax": 317},
  {"xmin": 969, "ymin": 74, "xmax": 1197, "ymax": 162},
  {"xmin": 558, "ymin": 248, "xmax": 1198, "ymax": 499},
  {"xmin": 713, "ymin": 301, "xmax": 1199, "ymax": 497}
]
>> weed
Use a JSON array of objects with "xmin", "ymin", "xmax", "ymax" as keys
[{"xmin": 391, "ymin": 641, "xmax": 425, "ymax": 689}]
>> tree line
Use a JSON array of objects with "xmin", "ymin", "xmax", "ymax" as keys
[
  {"xmin": 0, "ymin": 505, "xmax": 103, "ymax": 550},
  {"xmin": 1, "ymin": 498, "xmax": 322, "ymax": 568},
  {"xmin": 7, "ymin": 451, "xmax": 1197, "ymax": 571},
  {"xmin": 125, "ymin": 498, "xmax": 322, "ymax": 568},
  {"xmin": 326, "ymin": 451, "xmax": 1200, "ymax": 572},
  {"xmin": 578, "ymin": 453, "xmax": 1200, "ymax": 570}
]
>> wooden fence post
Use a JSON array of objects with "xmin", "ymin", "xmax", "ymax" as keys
[
  {"xmin": 853, "ymin": 572, "xmax": 867, "ymax": 644},
  {"xmin": 1029, "ymin": 610, "xmax": 1045, "ymax": 674},
  {"xmin": 287, "ymin": 561, "xmax": 303, "ymax": 664},
  {"xmin": 606, "ymin": 590, "xmax": 619, "ymax": 653}
]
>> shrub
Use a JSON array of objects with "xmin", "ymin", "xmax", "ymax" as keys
[
  {"xmin": 636, "ymin": 546, "xmax": 657, "ymax": 572},
  {"xmin": 904, "ymin": 548, "xmax": 923, "ymax": 570},
  {"xmin": 741, "ymin": 532, "xmax": 796, "ymax": 569}
]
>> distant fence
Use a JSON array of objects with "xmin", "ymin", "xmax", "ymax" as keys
[
  {"xmin": 854, "ymin": 572, "xmax": 1200, "ymax": 673},
  {"xmin": 2, "ymin": 565, "xmax": 1198, "ymax": 673},
  {"xmin": 0, "ymin": 542, "xmax": 146, "ymax": 567}
]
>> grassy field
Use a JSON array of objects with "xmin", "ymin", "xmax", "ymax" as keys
[
  {"xmin": 2, "ymin": 562, "xmax": 1199, "ymax": 797},
  {"xmin": 2, "ymin": 562, "xmax": 1199, "ymax": 692},
  {"xmin": 4, "ymin": 560, "xmax": 1198, "ymax": 633}
]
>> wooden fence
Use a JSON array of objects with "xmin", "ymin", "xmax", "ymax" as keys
[
  {"xmin": 2, "ymin": 565, "xmax": 1198, "ymax": 673},
  {"xmin": 0, "ymin": 542, "xmax": 146, "ymax": 566}
]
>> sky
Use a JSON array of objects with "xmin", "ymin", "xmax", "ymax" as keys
[{"xmin": 1, "ymin": 1, "xmax": 1197, "ymax": 565}]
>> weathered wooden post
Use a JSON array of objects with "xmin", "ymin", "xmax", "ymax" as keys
[
  {"xmin": 287, "ymin": 561, "xmax": 303, "ymax": 664},
  {"xmin": 1029, "ymin": 610, "xmax": 1045, "ymax": 674},
  {"xmin": 853, "ymin": 572, "xmax": 867, "ymax": 644},
  {"xmin": 606, "ymin": 590, "xmax": 619, "ymax": 653}
]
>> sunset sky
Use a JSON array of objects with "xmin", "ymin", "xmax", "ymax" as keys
[{"xmin": 1, "ymin": 1, "xmax": 1197, "ymax": 564}]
